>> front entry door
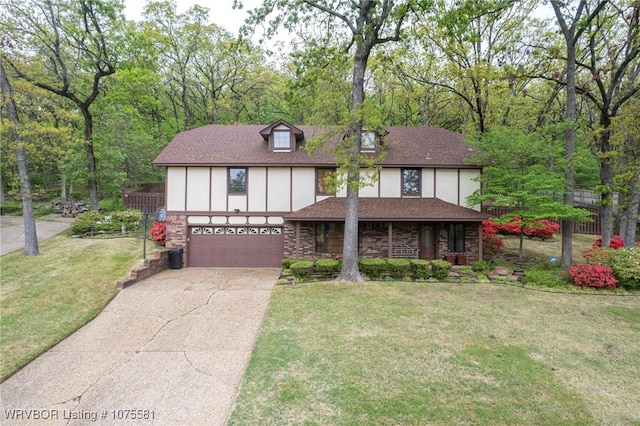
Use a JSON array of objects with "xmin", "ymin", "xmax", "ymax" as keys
[{"xmin": 419, "ymin": 225, "xmax": 436, "ymax": 260}]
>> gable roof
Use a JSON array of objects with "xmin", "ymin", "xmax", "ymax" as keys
[
  {"xmin": 153, "ymin": 124, "xmax": 479, "ymax": 168},
  {"xmin": 285, "ymin": 197, "xmax": 489, "ymax": 222},
  {"xmin": 259, "ymin": 119, "xmax": 305, "ymax": 141}
]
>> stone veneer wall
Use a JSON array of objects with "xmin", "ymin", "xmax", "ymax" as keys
[{"xmin": 165, "ymin": 214, "xmax": 188, "ymax": 263}]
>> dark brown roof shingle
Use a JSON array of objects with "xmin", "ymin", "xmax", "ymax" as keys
[
  {"xmin": 285, "ymin": 197, "xmax": 489, "ymax": 222},
  {"xmin": 153, "ymin": 124, "xmax": 479, "ymax": 167}
]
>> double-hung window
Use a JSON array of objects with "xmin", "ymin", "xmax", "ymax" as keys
[
  {"xmin": 273, "ymin": 130, "xmax": 291, "ymax": 150},
  {"xmin": 228, "ymin": 168, "xmax": 247, "ymax": 194},
  {"xmin": 402, "ymin": 168, "xmax": 421, "ymax": 196}
]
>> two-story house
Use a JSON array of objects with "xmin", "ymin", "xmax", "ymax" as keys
[{"xmin": 153, "ymin": 119, "xmax": 488, "ymax": 267}]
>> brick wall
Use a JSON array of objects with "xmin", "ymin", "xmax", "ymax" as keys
[
  {"xmin": 116, "ymin": 249, "xmax": 170, "ymax": 290},
  {"xmin": 285, "ymin": 221, "xmax": 423, "ymax": 259},
  {"xmin": 438, "ymin": 222, "xmax": 481, "ymax": 263},
  {"xmin": 284, "ymin": 222, "xmax": 315, "ymax": 258}
]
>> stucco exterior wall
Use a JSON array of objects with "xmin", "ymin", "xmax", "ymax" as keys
[{"xmin": 164, "ymin": 166, "xmax": 481, "ymax": 215}]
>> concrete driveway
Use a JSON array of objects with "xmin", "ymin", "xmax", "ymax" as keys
[
  {"xmin": 0, "ymin": 267, "xmax": 280, "ymax": 425},
  {"xmin": 0, "ymin": 215, "xmax": 74, "ymax": 255}
]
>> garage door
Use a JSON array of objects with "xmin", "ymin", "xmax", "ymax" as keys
[{"xmin": 187, "ymin": 226, "xmax": 284, "ymax": 267}]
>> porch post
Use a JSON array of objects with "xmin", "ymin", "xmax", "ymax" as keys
[
  {"xmin": 295, "ymin": 222, "xmax": 301, "ymax": 257},
  {"xmin": 388, "ymin": 221, "xmax": 393, "ymax": 258},
  {"xmin": 478, "ymin": 222, "xmax": 483, "ymax": 261}
]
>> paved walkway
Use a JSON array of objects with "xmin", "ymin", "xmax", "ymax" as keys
[
  {"xmin": 0, "ymin": 267, "xmax": 280, "ymax": 425},
  {"xmin": 0, "ymin": 215, "xmax": 74, "ymax": 255}
]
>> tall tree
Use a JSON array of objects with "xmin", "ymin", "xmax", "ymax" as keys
[
  {"xmin": 549, "ymin": 0, "xmax": 606, "ymax": 269},
  {"xmin": 0, "ymin": 63, "xmax": 39, "ymax": 256},
  {"xmin": 244, "ymin": 0, "xmax": 430, "ymax": 282},
  {"xmin": 401, "ymin": 0, "xmax": 538, "ymax": 134},
  {"xmin": 610, "ymin": 97, "xmax": 640, "ymax": 247},
  {"xmin": 577, "ymin": 0, "xmax": 639, "ymax": 247},
  {"xmin": 1, "ymin": 0, "xmax": 123, "ymax": 210}
]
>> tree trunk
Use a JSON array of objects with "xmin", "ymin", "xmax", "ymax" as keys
[
  {"xmin": 80, "ymin": 107, "xmax": 99, "ymax": 210},
  {"xmin": 0, "ymin": 63, "xmax": 39, "ymax": 256},
  {"xmin": 551, "ymin": 1, "xmax": 577, "ymax": 270},
  {"xmin": 622, "ymin": 175, "xmax": 639, "ymax": 247},
  {"xmin": 61, "ymin": 171, "xmax": 67, "ymax": 203},
  {"xmin": 0, "ymin": 170, "xmax": 5, "ymax": 204},
  {"xmin": 337, "ymin": 44, "xmax": 369, "ymax": 282},
  {"xmin": 598, "ymin": 127, "xmax": 615, "ymax": 247}
]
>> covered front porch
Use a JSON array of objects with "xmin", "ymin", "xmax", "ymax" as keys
[{"xmin": 283, "ymin": 197, "xmax": 489, "ymax": 264}]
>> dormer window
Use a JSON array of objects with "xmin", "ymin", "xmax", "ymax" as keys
[
  {"xmin": 273, "ymin": 130, "xmax": 291, "ymax": 150},
  {"xmin": 361, "ymin": 131, "xmax": 376, "ymax": 152},
  {"xmin": 260, "ymin": 119, "xmax": 304, "ymax": 152}
]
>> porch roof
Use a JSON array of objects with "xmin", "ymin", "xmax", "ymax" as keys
[{"xmin": 285, "ymin": 197, "xmax": 489, "ymax": 222}]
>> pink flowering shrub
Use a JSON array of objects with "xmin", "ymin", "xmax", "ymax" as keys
[
  {"xmin": 484, "ymin": 216, "xmax": 560, "ymax": 241},
  {"xmin": 149, "ymin": 221, "xmax": 166, "ymax": 245},
  {"xmin": 482, "ymin": 221, "xmax": 504, "ymax": 258},
  {"xmin": 523, "ymin": 219, "xmax": 560, "ymax": 240},
  {"xmin": 592, "ymin": 236, "xmax": 625, "ymax": 249},
  {"xmin": 569, "ymin": 264, "xmax": 618, "ymax": 289}
]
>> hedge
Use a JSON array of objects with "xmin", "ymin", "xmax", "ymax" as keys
[
  {"xmin": 290, "ymin": 260, "xmax": 315, "ymax": 279},
  {"xmin": 387, "ymin": 258, "xmax": 412, "ymax": 279},
  {"xmin": 430, "ymin": 259, "xmax": 452, "ymax": 280},
  {"xmin": 71, "ymin": 210, "xmax": 142, "ymax": 235},
  {"xmin": 315, "ymin": 258, "xmax": 341, "ymax": 278},
  {"xmin": 358, "ymin": 258, "xmax": 387, "ymax": 279},
  {"xmin": 410, "ymin": 259, "xmax": 431, "ymax": 280},
  {"xmin": 281, "ymin": 258, "xmax": 312, "ymax": 269}
]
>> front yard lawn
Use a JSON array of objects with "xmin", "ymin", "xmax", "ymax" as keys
[
  {"xmin": 229, "ymin": 281, "xmax": 640, "ymax": 425},
  {"xmin": 0, "ymin": 234, "xmax": 151, "ymax": 382}
]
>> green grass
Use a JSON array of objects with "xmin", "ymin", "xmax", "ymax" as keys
[
  {"xmin": 501, "ymin": 233, "xmax": 598, "ymax": 264},
  {"xmin": 0, "ymin": 234, "xmax": 151, "ymax": 381},
  {"xmin": 229, "ymin": 282, "xmax": 640, "ymax": 425}
]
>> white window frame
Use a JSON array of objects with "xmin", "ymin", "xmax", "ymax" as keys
[
  {"xmin": 361, "ymin": 131, "xmax": 376, "ymax": 151},
  {"xmin": 273, "ymin": 130, "xmax": 291, "ymax": 150}
]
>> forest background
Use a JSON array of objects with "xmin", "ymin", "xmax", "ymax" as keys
[{"xmin": 1, "ymin": 0, "xmax": 638, "ymax": 257}]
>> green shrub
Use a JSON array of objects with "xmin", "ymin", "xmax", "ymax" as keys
[
  {"xmin": 71, "ymin": 211, "xmax": 106, "ymax": 234},
  {"xmin": 410, "ymin": 259, "xmax": 431, "ymax": 280},
  {"xmin": 470, "ymin": 260, "xmax": 491, "ymax": 274},
  {"xmin": 584, "ymin": 247, "xmax": 613, "ymax": 265},
  {"xmin": 281, "ymin": 258, "xmax": 311, "ymax": 269},
  {"xmin": 358, "ymin": 258, "xmax": 387, "ymax": 279},
  {"xmin": 607, "ymin": 248, "xmax": 640, "ymax": 290},
  {"xmin": 520, "ymin": 267, "xmax": 568, "ymax": 288},
  {"xmin": 0, "ymin": 201, "xmax": 22, "ymax": 215},
  {"xmin": 316, "ymin": 258, "xmax": 340, "ymax": 278},
  {"xmin": 70, "ymin": 210, "xmax": 142, "ymax": 235},
  {"xmin": 431, "ymin": 260, "xmax": 452, "ymax": 281},
  {"xmin": 112, "ymin": 210, "xmax": 142, "ymax": 231},
  {"xmin": 290, "ymin": 260, "xmax": 314, "ymax": 280},
  {"xmin": 387, "ymin": 258, "xmax": 412, "ymax": 279}
]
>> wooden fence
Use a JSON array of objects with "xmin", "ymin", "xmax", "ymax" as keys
[
  {"xmin": 482, "ymin": 205, "xmax": 601, "ymax": 235},
  {"xmin": 122, "ymin": 192, "xmax": 165, "ymax": 212}
]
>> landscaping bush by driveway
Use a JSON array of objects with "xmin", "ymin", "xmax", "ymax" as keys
[{"xmin": 229, "ymin": 282, "xmax": 640, "ymax": 425}]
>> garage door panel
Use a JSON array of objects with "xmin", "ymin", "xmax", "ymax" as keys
[{"xmin": 188, "ymin": 228, "xmax": 283, "ymax": 267}]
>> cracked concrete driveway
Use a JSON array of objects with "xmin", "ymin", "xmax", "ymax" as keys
[{"xmin": 0, "ymin": 267, "xmax": 280, "ymax": 425}]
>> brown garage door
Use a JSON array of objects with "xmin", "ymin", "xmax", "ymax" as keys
[{"xmin": 187, "ymin": 226, "xmax": 284, "ymax": 267}]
